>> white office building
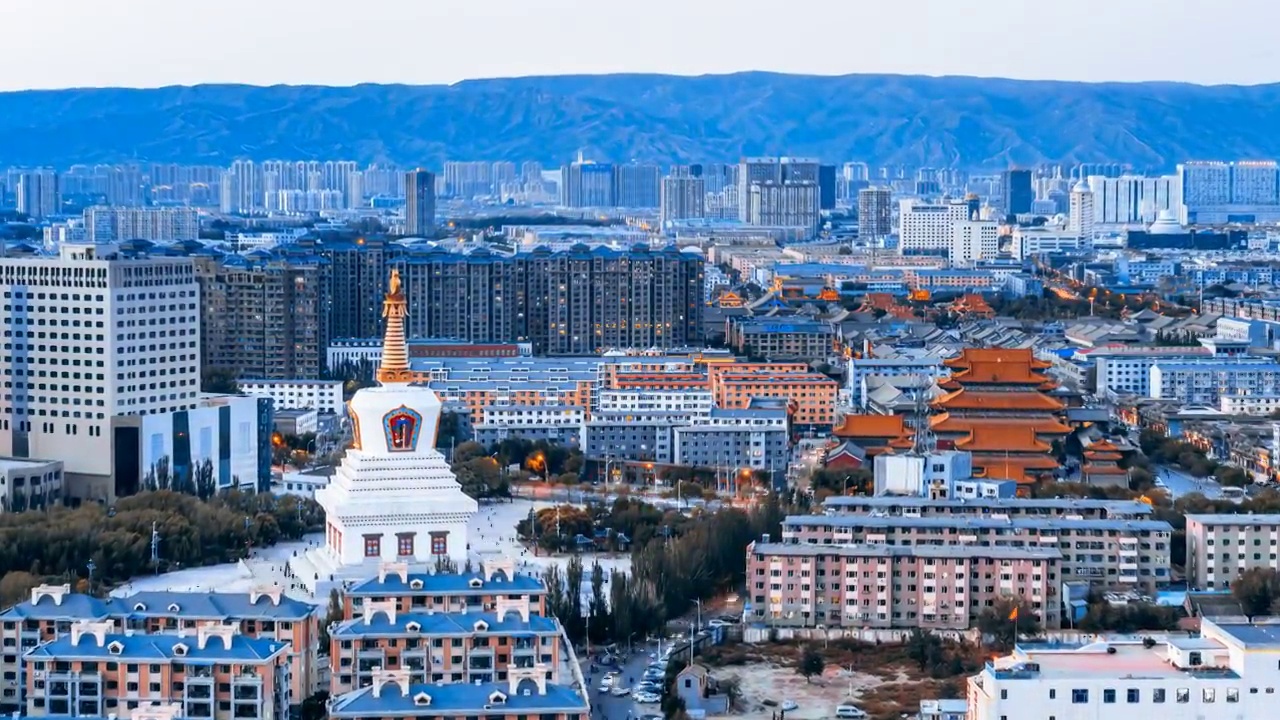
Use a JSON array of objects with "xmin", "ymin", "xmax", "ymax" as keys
[
  {"xmin": 969, "ymin": 619, "xmax": 1280, "ymax": 720},
  {"xmin": 1177, "ymin": 160, "xmax": 1280, "ymax": 224},
  {"xmin": 1085, "ymin": 346, "xmax": 1211, "ymax": 395},
  {"xmin": 1009, "ymin": 227, "xmax": 1088, "ymax": 260},
  {"xmin": 1150, "ymin": 360, "xmax": 1280, "ymax": 405},
  {"xmin": 596, "ymin": 389, "xmax": 714, "ymax": 417},
  {"xmin": 83, "ymin": 206, "xmax": 200, "ymax": 243},
  {"xmin": 0, "ymin": 243, "xmax": 201, "ymax": 501},
  {"xmin": 949, "ymin": 220, "xmax": 999, "ymax": 265},
  {"xmin": 898, "ymin": 200, "xmax": 970, "ymax": 256},
  {"xmin": 240, "ymin": 379, "xmax": 344, "ymax": 415}
]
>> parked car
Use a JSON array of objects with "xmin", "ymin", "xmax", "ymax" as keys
[
  {"xmin": 836, "ymin": 705, "xmax": 868, "ymax": 718},
  {"xmin": 634, "ymin": 691, "xmax": 662, "ymax": 704},
  {"xmin": 782, "ymin": 700, "xmax": 798, "ymax": 711},
  {"xmin": 611, "ymin": 686, "xmax": 631, "ymax": 697}
]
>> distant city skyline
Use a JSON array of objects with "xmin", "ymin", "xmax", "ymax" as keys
[{"xmin": 0, "ymin": 0, "xmax": 1276, "ymax": 91}]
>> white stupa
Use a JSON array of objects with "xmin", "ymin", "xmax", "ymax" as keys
[{"xmin": 291, "ymin": 269, "xmax": 478, "ymax": 596}]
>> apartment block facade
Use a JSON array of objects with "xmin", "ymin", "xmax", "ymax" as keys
[
  {"xmin": 0, "ymin": 584, "xmax": 319, "ymax": 714},
  {"xmin": 23, "ymin": 622, "xmax": 290, "ymax": 720},
  {"xmin": 747, "ymin": 542, "xmax": 1062, "ymax": 630},
  {"xmin": 1185, "ymin": 513, "xmax": 1280, "ymax": 590},
  {"xmin": 781, "ymin": 515, "xmax": 1173, "ymax": 591}
]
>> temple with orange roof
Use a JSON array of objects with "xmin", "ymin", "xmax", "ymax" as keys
[
  {"xmin": 857, "ymin": 293, "xmax": 917, "ymax": 320},
  {"xmin": 832, "ymin": 413, "xmax": 915, "ymax": 456},
  {"xmin": 949, "ymin": 293, "xmax": 995, "ymax": 319},
  {"xmin": 1081, "ymin": 438, "xmax": 1130, "ymax": 487},
  {"xmin": 930, "ymin": 348, "xmax": 1069, "ymax": 489}
]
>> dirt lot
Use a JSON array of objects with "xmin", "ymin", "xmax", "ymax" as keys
[{"xmin": 699, "ymin": 639, "xmax": 977, "ymax": 720}]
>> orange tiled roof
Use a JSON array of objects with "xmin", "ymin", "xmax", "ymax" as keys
[
  {"xmin": 930, "ymin": 413, "xmax": 1072, "ymax": 436},
  {"xmin": 834, "ymin": 413, "xmax": 908, "ymax": 437},
  {"xmin": 944, "ymin": 362, "xmax": 1056, "ymax": 386},
  {"xmin": 956, "ymin": 425, "xmax": 1052, "ymax": 453},
  {"xmin": 973, "ymin": 456, "xmax": 1061, "ymax": 484},
  {"xmin": 944, "ymin": 348, "xmax": 1052, "ymax": 370},
  {"xmin": 933, "ymin": 389, "xmax": 1066, "ymax": 412}
]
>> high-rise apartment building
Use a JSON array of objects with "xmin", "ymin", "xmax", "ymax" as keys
[
  {"xmin": 748, "ymin": 181, "xmax": 820, "ymax": 233},
  {"xmin": 560, "ymin": 161, "xmax": 615, "ymax": 207},
  {"xmin": 0, "ymin": 243, "xmax": 201, "ymax": 500},
  {"xmin": 613, "ymin": 163, "xmax": 661, "ymax": 208},
  {"xmin": 660, "ymin": 176, "xmax": 706, "ymax": 226},
  {"xmin": 194, "ymin": 251, "xmax": 329, "ymax": 380},
  {"xmin": 15, "ymin": 169, "xmax": 60, "ymax": 219},
  {"xmin": 83, "ymin": 207, "xmax": 200, "ymax": 243},
  {"xmin": 1090, "ymin": 175, "xmax": 1176, "ymax": 225},
  {"xmin": 1001, "ymin": 168, "xmax": 1033, "ymax": 215},
  {"xmin": 737, "ymin": 157, "xmax": 822, "ymax": 232},
  {"xmin": 404, "ymin": 169, "xmax": 437, "ymax": 236},
  {"xmin": 1068, "ymin": 179, "xmax": 1095, "ymax": 238},
  {"xmin": 858, "ymin": 186, "xmax": 893, "ymax": 239}
]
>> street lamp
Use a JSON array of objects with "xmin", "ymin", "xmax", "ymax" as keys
[
  {"xmin": 86, "ymin": 560, "xmax": 96, "ymax": 596},
  {"xmin": 693, "ymin": 598, "xmax": 703, "ymax": 633}
]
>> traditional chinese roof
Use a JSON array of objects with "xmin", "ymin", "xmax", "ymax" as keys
[
  {"xmin": 1082, "ymin": 464, "xmax": 1129, "ymax": 476},
  {"xmin": 825, "ymin": 440, "xmax": 867, "ymax": 466},
  {"xmin": 930, "ymin": 413, "xmax": 1072, "ymax": 436},
  {"xmin": 943, "ymin": 347, "xmax": 1052, "ymax": 371},
  {"xmin": 956, "ymin": 425, "xmax": 1053, "ymax": 453},
  {"xmin": 972, "ymin": 456, "xmax": 1061, "ymax": 484},
  {"xmin": 833, "ymin": 413, "xmax": 913, "ymax": 441},
  {"xmin": 933, "ymin": 389, "xmax": 1066, "ymax": 412}
]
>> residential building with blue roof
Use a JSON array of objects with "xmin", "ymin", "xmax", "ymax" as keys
[
  {"xmin": 0, "ymin": 584, "xmax": 318, "ymax": 715},
  {"xmin": 327, "ymin": 667, "xmax": 588, "ymax": 720},
  {"xmin": 329, "ymin": 560, "xmax": 580, "ymax": 698},
  {"xmin": 21, "ymin": 621, "xmax": 290, "ymax": 720}
]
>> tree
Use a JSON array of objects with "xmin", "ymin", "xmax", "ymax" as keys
[
  {"xmin": 977, "ymin": 599, "xmax": 1041, "ymax": 649},
  {"xmin": 317, "ymin": 589, "xmax": 343, "ymax": 656},
  {"xmin": 201, "ymin": 368, "xmax": 241, "ymax": 395},
  {"xmin": 0, "ymin": 571, "xmax": 42, "ymax": 606},
  {"xmin": 798, "ymin": 644, "xmax": 825, "ymax": 683},
  {"xmin": 452, "ymin": 441, "xmax": 487, "ymax": 464},
  {"xmin": 1233, "ymin": 568, "xmax": 1280, "ymax": 619},
  {"xmin": 906, "ymin": 628, "xmax": 943, "ymax": 672}
]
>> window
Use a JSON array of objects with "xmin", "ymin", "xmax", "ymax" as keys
[
  {"xmin": 397, "ymin": 533, "xmax": 414, "ymax": 557},
  {"xmin": 1203, "ymin": 688, "xmax": 1215, "ymax": 703},
  {"xmin": 1102, "ymin": 689, "xmax": 1115, "ymax": 703},
  {"xmin": 1127, "ymin": 689, "xmax": 1139, "ymax": 703},
  {"xmin": 363, "ymin": 535, "xmax": 381, "ymax": 558},
  {"xmin": 1227, "ymin": 688, "xmax": 1239, "ymax": 703},
  {"xmin": 1176, "ymin": 688, "xmax": 1189, "ymax": 703},
  {"xmin": 1071, "ymin": 689, "xmax": 1088, "ymax": 704},
  {"xmin": 430, "ymin": 532, "xmax": 448, "ymax": 556},
  {"xmin": 1153, "ymin": 689, "xmax": 1165, "ymax": 703},
  {"xmin": 1048, "ymin": 689, "xmax": 1056, "ymax": 700},
  {"xmin": 1000, "ymin": 690, "xmax": 1007, "ymax": 699}
]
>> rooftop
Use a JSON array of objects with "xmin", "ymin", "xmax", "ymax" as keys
[
  {"xmin": 328, "ymin": 680, "xmax": 587, "ymax": 717},
  {"xmin": 821, "ymin": 496, "xmax": 1151, "ymax": 516},
  {"xmin": 784, "ymin": 514, "xmax": 1173, "ymax": 533},
  {"xmin": 1187, "ymin": 514, "xmax": 1280, "ymax": 525},
  {"xmin": 345, "ymin": 570, "xmax": 545, "ymax": 597},
  {"xmin": 332, "ymin": 610, "xmax": 558, "ymax": 638},
  {"xmin": 28, "ymin": 631, "xmax": 286, "ymax": 663},
  {"xmin": 752, "ymin": 541, "xmax": 1062, "ymax": 561}
]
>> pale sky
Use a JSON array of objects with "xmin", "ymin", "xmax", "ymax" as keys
[{"xmin": 0, "ymin": 0, "xmax": 1275, "ymax": 91}]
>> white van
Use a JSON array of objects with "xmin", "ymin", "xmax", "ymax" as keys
[{"xmin": 835, "ymin": 705, "xmax": 868, "ymax": 719}]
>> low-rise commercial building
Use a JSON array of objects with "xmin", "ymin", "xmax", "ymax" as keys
[
  {"xmin": 0, "ymin": 458, "xmax": 63, "ymax": 513},
  {"xmin": 1185, "ymin": 513, "xmax": 1280, "ymax": 590},
  {"xmin": 781, "ymin": 514, "xmax": 1172, "ymax": 591},
  {"xmin": 747, "ymin": 541, "xmax": 1061, "ymax": 630},
  {"xmin": 709, "ymin": 364, "xmax": 837, "ymax": 429},
  {"xmin": 472, "ymin": 405, "xmax": 584, "ymax": 447},
  {"xmin": 968, "ymin": 619, "xmax": 1280, "ymax": 720},
  {"xmin": 240, "ymin": 379, "xmax": 344, "ymax": 415},
  {"xmin": 725, "ymin": 317, "xmax": 837, "ymax": 361}
]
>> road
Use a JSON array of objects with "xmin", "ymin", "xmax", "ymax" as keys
[
  {"xmin": 583, "ymin": 640, "xmax": 669, "ymax": 720},
  {"xmin": 1155, "ymin": 465, "xmax": 1223, "ymax": 500}
]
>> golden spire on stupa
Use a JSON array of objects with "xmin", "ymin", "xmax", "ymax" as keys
[{"xmin": 377, "ymin": 268, "xmax": 413, "ymax": 384}]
